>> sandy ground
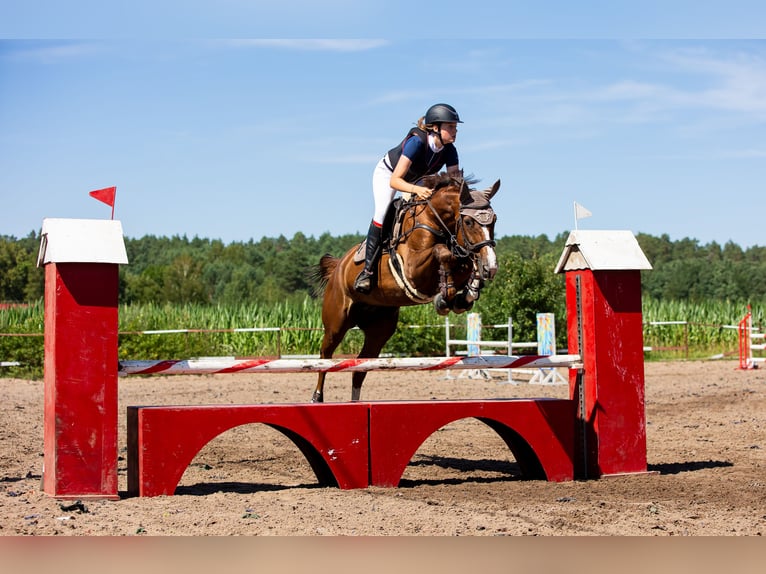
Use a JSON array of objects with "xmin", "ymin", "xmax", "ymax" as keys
[{"xmin": 1, "ymin": 360, "xmax": 765, "ymax": 536}]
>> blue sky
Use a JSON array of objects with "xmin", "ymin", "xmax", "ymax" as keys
[{"xmin": 1, "ymin": 3, "xmax": 765, "ymax": 248}]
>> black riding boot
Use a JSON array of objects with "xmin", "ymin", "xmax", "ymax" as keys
[{"xmin": 354, "ymin": 222, "xmax": 382, "ymax": 294}]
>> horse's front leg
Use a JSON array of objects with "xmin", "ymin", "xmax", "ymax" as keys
[
  {"xmin": 432, "ymin": 245, "xmax": 456, "ymax": 316},
  {"xmin": 452, "ymin": 261, "xmax": 483, "ymax": 314}
]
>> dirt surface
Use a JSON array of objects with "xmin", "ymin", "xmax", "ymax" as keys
[{"xmin": 1, "ymin": 360, "xmax": 765, "ymax": 536}]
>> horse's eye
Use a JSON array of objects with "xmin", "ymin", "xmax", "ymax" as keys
[{"xmin": 465, "ymin": 219, "xmax": 474, "ymax": 227}]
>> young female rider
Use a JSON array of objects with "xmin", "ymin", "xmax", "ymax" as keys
[{"xmin": 354, "ymin": 103, "xmax": 463, "ymax": 293}]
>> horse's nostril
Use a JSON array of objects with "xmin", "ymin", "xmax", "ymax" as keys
[{"xmin": 479, "ymin": 260, "xmax": 497, "ymax": 281}]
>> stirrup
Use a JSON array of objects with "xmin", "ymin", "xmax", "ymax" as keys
[{"xmin": 354, "ymin": 269, "xmax": 374, "ymax": 293}]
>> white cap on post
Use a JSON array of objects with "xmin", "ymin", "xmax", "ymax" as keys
[
  {"xmin": 554, "ymin": 230, "xmax": 652, "ymax": 273},
  {"xmin": 37, "ymin": 218, "xmax": 129, "ymax": 266}
]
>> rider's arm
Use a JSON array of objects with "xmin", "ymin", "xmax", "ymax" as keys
[{"xmin": 390, "ymin": 156, "xmax": 432, "ymax": 200}]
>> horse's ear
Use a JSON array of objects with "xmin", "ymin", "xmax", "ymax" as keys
[
  {"xmin": 487, "ymin": 179, "xmax": 500, "ymax": 200},
  {"xmin": 459, "ymin": 179, "xmax": 472, "ymax": 203}
]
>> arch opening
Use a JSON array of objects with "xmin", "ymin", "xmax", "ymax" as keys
[
  {"xmin": 175, "ymin": 422, "xmax": 331, "ymax": 495},
  {"xmin": 397, "ymin": 417, "xmax": 543, "ymax": 487}
]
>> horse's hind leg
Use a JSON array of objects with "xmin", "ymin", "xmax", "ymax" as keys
[{"xmin": 351, "ymin": 306, "xmax": 400, "ymax": 401}]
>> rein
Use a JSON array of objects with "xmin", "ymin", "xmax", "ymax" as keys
[
  {"xmin": 424, "ymin": 198, "xmax": 468, "ymax": 258},
  {"xmin": 424, "ymin": 189, "xmax": 494, "ymax": 259},
  {"xmin": 394, "ymin": 182, "xmax": 494, "ymax": 259},
  {"xmin": 387, "ymin": 177, "xmax": 498, "ymax": 308}
]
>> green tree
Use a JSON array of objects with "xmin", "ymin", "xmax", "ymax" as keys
[
  {"xmin": 0, "ymin": 234, "xmax": 42, "ymax": 302},
  {"xmin": 476, "ymin": 250, "xmax": 565, "ymax": 344},
  {"xmin": 163, "ymin": 254, "xmax": 208, "ymax": 303}
]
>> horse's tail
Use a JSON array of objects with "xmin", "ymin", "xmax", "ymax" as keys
[{"xmin": 308, "ymin": 253, "xmax": 339, "ymax": 297}]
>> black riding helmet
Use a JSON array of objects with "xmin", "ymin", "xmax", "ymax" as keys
[{"xmin": 425, "ymin": 103, "xmax": 463, "ymax": 125}]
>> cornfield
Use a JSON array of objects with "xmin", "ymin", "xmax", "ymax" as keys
[
  {"xmin": 1, "ymin": 297, "xmax": 763, "ymax": 378},
  {"xmin": 641, "ymin": 298, "xmax": 763, "ymax": 359},
  {"xmin": 118, "ymin": 299, "xmax": 326, "ymax": 359}
]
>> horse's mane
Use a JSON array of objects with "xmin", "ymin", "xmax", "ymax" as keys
[{"xmin": 422, "ymin": 171, "xmax": 480, "ymax": 192}]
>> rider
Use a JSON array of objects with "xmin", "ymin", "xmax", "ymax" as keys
[{"xmin": 354, "ymin": 103, "xmax": 463, "ymax": 294}]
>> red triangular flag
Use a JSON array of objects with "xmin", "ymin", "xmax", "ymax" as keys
[
  {"xmin": 89, "ymin": 186, "xmax": 116, "ymax": 207},
  {"xmin": 89, "ymin": 186, "xmax": 116, "ymax": 219}
]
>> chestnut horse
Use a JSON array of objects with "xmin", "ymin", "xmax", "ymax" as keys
[{"xmin": 311, "ymin": 172, "xmax": 500, "ymax": 402}]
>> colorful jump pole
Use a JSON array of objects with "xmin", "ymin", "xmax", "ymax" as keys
[{"xmin": 38, "ymin": 218, "xmax": 128, "ymax": 499}]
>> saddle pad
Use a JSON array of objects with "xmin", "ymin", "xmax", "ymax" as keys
[{"xmin": 353, "ymin": 241, "xmax": 365, "ymax": 264}]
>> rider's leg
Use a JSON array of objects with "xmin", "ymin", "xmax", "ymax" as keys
[
  {"xmin": 354, "ymin": 220, "xmax": 382, "ymax": 293},
  {"xmin": 355, "ymin": 158, "xmax": 395, "ymax": 294}
]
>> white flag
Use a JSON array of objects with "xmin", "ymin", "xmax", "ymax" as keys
[{"xmin": 574, "ymin": 201, "xmax": 592, "ymax": 220}]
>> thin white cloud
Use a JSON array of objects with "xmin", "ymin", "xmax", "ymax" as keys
[
  {"xmin": 626, "ymin": 46, "xmax": 766, "ymax": 116},
  {"xmin": 461, "ymin": 138, "xmax": 529, "ymax": 152},
  {"xmin": 309, "ymin": 153, "xmax": 379, "ymax": 165},
  {"xmin": 363, "ymin": 80, "xmax": 551, "ymax": 109},
  {"xmin": 223, "ymin": 39, "xmax": 388, "ymax": 52},
  {"xmin": 497, "ymin": 51, "xmax": 766, "ymax": 134},
  {"xmin": 461, "ymin": 44, "xmax": 766, "ymax": 134},
  {"xmin": 364, "ymin": 89, "xmax": 430, "ymax": 107},
  {"xmin": 594, "ymin": 80, "xmax": 675, "ymax": 102},
  {"xmin": 719, "ymin": 148, "xmax": 766, "ymax": 159},
  {"xmin": 1, "ymin": 40, "xmax": 101, "ymax": 64}
]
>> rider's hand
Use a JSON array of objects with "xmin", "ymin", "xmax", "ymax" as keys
[{"xmin": 414, "ymin": 186, "xmax": 433, "ymax": 200}]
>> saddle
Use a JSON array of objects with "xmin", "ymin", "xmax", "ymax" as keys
[
  {"xmin": 352, "ymin": 198, "xmax": 406, "ymax": 264},
  {"xmin": 353, "ymin": 197, "xmax": 435, "ymax": 302}
]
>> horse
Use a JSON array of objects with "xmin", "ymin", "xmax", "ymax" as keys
[{"xmin": 310, "ymin": 172, "xmax": 500, "ymax": 403}]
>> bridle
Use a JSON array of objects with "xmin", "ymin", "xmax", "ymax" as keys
[
  {"xmin": 420, "ymin": 181, "xmax": 496, "ymax": 259},
  {"xmin": 455, "ymin": 213, "xmax": 496, "ymax": 254},
  {"xmin": 394, "ymin": 182, "xmax": 496, "ymax": 260},
  {"xmin": 389, "ymin": 178, "xmax": 498, "ymax": 305}
]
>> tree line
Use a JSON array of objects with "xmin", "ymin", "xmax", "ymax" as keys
[{"xmin": 2, "ymin": 229, "xmax": 766, "ymax": 314}]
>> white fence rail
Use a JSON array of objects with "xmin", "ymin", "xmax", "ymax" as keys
[{"xmin": 445, "ymin": 313, "xmax": 567, "ymax": 385}]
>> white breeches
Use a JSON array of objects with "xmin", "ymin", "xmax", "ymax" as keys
[{"xmin": 371, "ymin": 156, "xmax": 397, "ymax": 225}]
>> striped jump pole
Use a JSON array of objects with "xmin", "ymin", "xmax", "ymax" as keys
[{"xmin": 118, "ymin": 354, "xmax": 582, "ymax": 376}]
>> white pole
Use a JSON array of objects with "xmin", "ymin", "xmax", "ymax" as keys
[
  {"xmin": 445, "ymin": 316, "xmax": 451, "ymax": 357},
  {"xmin": 573, "ymin": 201, "xmax": 578, "ymax": 230}
]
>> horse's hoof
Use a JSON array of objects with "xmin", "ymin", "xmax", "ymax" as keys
[
  {"xmin": 451, "ymin": 291, "xmax": 476, "ymax": 314},
  {"xmin": 311, "ymin": 391, "xmax": 324, "ymax": 403},
  {"xmin": 452, "ymin": 301, "xmax": 474, "ymax": 314},
  {"xmin": 433, "ymin": 295, "xmax": 450, "ymax": 316}
]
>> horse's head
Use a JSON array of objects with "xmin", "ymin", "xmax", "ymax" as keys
[
  {"xmin": 458, "ymin": 178, "xmax": 500, "ymax": 281},
  {"xmin": 419, "ymin": 172, "xmax": 500, "ymax": 282}
]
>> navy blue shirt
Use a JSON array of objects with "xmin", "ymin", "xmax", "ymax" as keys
[{"xmin": 386, "ymin": 128, "xmax": 459, "ymax": 183}]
